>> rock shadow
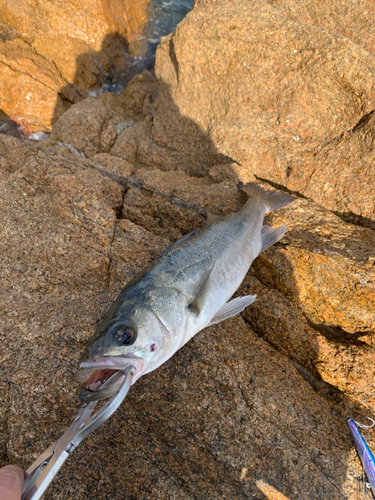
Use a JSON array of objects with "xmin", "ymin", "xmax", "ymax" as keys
[
  {"xmin": 0, "ymin": 109, "xmax": 25, "ymax": 139},
  {"xmin": 52, "ymin": 32, "xmax": 143, "ymax": 125},
  {"xmin": 333, "ymin": 210, "xmax": 375, "ymax": 230}
]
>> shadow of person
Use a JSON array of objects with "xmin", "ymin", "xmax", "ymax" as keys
[{"xmin": 52, "ymin": 32, "xmax": 138, "ymax": 126}]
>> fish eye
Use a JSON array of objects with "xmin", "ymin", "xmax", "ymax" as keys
[{"xmin": 110, "ymin": 322, "xmax": 136, "ymax": 345}]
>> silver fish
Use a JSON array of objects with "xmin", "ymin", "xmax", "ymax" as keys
[{"xmin": 76, "ymin": 183, "xmax": 295, "ymax": 401}]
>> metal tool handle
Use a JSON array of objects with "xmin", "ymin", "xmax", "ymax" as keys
[{"xmin": 21, "ymin": 366, "xmax": 135, "ymax": 500}]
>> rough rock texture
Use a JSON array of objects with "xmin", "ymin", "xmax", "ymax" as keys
[
  {"xmin": 267, "ymin": 0, "xmax": 375, "ymax": 56},
  {"xmin": 1, "ymin": 0, "xmax": 375, "ymax": 498},
  {"xmin": 48, "ymin": 71, "xmax": 158, "ymax": 159},
  {"xmin": 154, "ymin": 0, "xmax": 375, "ymax": 226},
  {"xmin": 0, "ymin": 0, "xmax": 150, "ymax": 133}
]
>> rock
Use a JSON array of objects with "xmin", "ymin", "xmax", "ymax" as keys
[
  {"xmin": 0, "ymin": 0, "xmax": 150, "ymax": 133},
  {"xmin": 153, "ymin": 0, "xmax": 375, "ymax": 225},
  {"xmin": 121, "ymin": 185, "xmax": 205, "ymax": 241},
  {"xmin": 238, "ymin": 192, "xmax": 375, "ymax": 414},
  {"xmin": 109, "ymin": 219, "xmax": 170, "ymax": 293},
  {"xmin": 88, "ymin": 153, "xmax": 135, "ymax": 180},
  {"xmin": 0, "ymin": 125, "xmax": 372, "ymax": 498},
  {"xmin": 49, "ymin": 71, "xmax": 158, "ymax": 158},
  {"xmin": 136, "ymin": 167, "xmax": 242, "ymax": 214},
  {"xmin": 266, "ymin": 0, "xmax": 375, "ymax": 56},
  {"xmin": 261, "ymin": 196, "xmax": 375, "ymax": 334},
  {"xmin": 0, "ymin": 134, "xmax": 38, "ymax": 181},
  {"xmin": 0, "ymin": 109, "xmax": 27, "ymax": 139},
  {"xmin": 0, "ymin": 38, "xmax": 80, "ymax": 133},
  {"xmin": 1, "ymin": 1, "xmax": 375, "ymax": 498},
  {"xmin": 0, "ymin": 141, "xmax": 123, "ymax": 470}
]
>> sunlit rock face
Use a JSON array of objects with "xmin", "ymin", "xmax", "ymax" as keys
[
  {"xmin": 154, "ymin": 0, "xmax": 375, "ymax": 225},
  {"xmin": 0, "ymin": 0, "xmax": 150, "ymax": 134}
]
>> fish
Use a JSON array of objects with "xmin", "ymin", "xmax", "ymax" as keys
[{"xmin": 76, "ymin": 183, "xmax": 295, "ymax": 401}]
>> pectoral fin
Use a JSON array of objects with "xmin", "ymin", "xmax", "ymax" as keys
[
  {"xmin": 188, "ymin": 261, "xmax": 216, "ymax": 316},
  {"xmin": 208, "ymin": 294, "xmax": 257, "ymax": 326},
  {"xmin": 260, "ymin": 225, "xmax": 288, "ymax": 253}
]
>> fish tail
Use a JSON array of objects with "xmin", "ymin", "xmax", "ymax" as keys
[{"xmin": 239, "ymin": 182, "xmax": 296, "ymax": 212}]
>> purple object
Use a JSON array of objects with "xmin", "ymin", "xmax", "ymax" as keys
[{"xmin": 347, "ymin": 416, "xmax": 375, "ymax": 497}]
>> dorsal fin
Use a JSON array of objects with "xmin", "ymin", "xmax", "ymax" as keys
[{"xmin": 205, "ymin": 211, "xmax": 222, "ymax": 226}]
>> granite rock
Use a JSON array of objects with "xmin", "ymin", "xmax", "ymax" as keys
[
  {"xmin": 49, "ymin": 71, "xmax": 159, "ymax": 158},
  {"xmin": 266, "ymin": 0, "xmax": 375, "ymax": 56},
  {"xmin": 0, "ymin": 0, "xmax": 150, "ymax": 133},
  {"xmin": 153, "ymin": 0, "xmax": 375, "ymax": 225},
  {"xmin": 0, "ymin": 125, "xmax": 373, "ymax": 498}
]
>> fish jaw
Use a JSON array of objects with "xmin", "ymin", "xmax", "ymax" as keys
[{"xmin": 76, "ymin": 355, "xmax": 145, "ymax": 401}]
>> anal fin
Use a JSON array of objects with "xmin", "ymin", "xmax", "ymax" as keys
[
  {"xmin": 261, "ymin": 225, "xmax": 288, "ymax": 253},
  {"xmin": 208, "ymin": 295, "xmax": 257, "ymax": 326}
]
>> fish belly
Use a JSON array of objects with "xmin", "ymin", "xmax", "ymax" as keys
[{"xmin": 181, "ymin": 218, "xmax": 263, "ymax": 346}]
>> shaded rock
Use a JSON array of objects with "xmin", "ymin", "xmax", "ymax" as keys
[
  {"xmin": 0, "ymin": 379, "xmax": 9, "ymax": 465},
  {"xmin": 136, "ymin": 167, "xmax": 242, "ymax": 215},
  {"xmin": 0, "ymin": 124, "xmax": 368, "ymax": 499},
  {"xmin": 0, "ymin": 126, "xmax": 372, "ymax": 498},
  {"xmin": 262, "ymin": 196, "xmax": 375, "ymax": 333},
  {"xmin": 0, "ymin": 134, "xmax": 38, "ymax": 181},
  {"xmin": 0, "ymin": 0, "xmax": 150, "ymax": 133},
  {"xmin": 49, "ymin": 71, "xmax": 158, "ymax": 158},
  {"xmin": 121, "ymin": 185, "xmax": 205, "ymax": 241},
  {"xmin": 44, "ymin": 316, "xmax": 365, "ymax": 499},
  {"xmin": 234, "ymin": 189, "xmax": 375, "ymax": 415},
  {"xmin": 110, "ymin": 120, "xmax": 149, "ymax": 164},
  {"xmin": 51, "ymin": 98, "xmax": 116, "ymax": 158},
  {"xmin": 153, "ymin": 0, "xmax": 375, "ymax": 224},
  {"xmin": 109, "ymin": 219, "xmax": 170, "ymax": 294},
  {"xmin": 0, "ymin": 109, "xmax": 26, "ymax": 139},
  {"xmin": 88, "ymin": 153, "xmax": 134, "ymax": 181}
]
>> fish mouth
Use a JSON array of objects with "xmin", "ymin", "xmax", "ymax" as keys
[{"xmin": 76, "ymin": 355, "xmax": 144, "ymax": 402}]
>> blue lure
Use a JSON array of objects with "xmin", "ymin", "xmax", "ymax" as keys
[{"xmin": 347, "ymin": 416, "xmax": 375, "ymax": 498}]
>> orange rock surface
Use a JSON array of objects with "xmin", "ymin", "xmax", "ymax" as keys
[{"xmin": 0, "ymin": 0, "xmax": 150, "ymax": 132}]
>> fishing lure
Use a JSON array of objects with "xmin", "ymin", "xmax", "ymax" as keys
[{"xmin": 347, "ymin": 416, "xmax": 375, "ymax": 498}]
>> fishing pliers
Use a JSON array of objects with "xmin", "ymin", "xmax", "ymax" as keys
[{"xmin": 21, "ymin": 365, "xmax": 135, "ymax": 500}]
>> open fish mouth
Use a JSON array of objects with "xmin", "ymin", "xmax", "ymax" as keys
[{"xmin": 76, "ymin": 355, "xmax": 144, "ymax": 401}]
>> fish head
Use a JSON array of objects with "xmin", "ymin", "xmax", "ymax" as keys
[{"xmin": 76, "ymin": 305, "xmax": 168, "ymax": 401}]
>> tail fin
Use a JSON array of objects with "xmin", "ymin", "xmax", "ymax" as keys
[{"xmin": 239, "ymin": 182, "xmax": 296, "ymax": 212}]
